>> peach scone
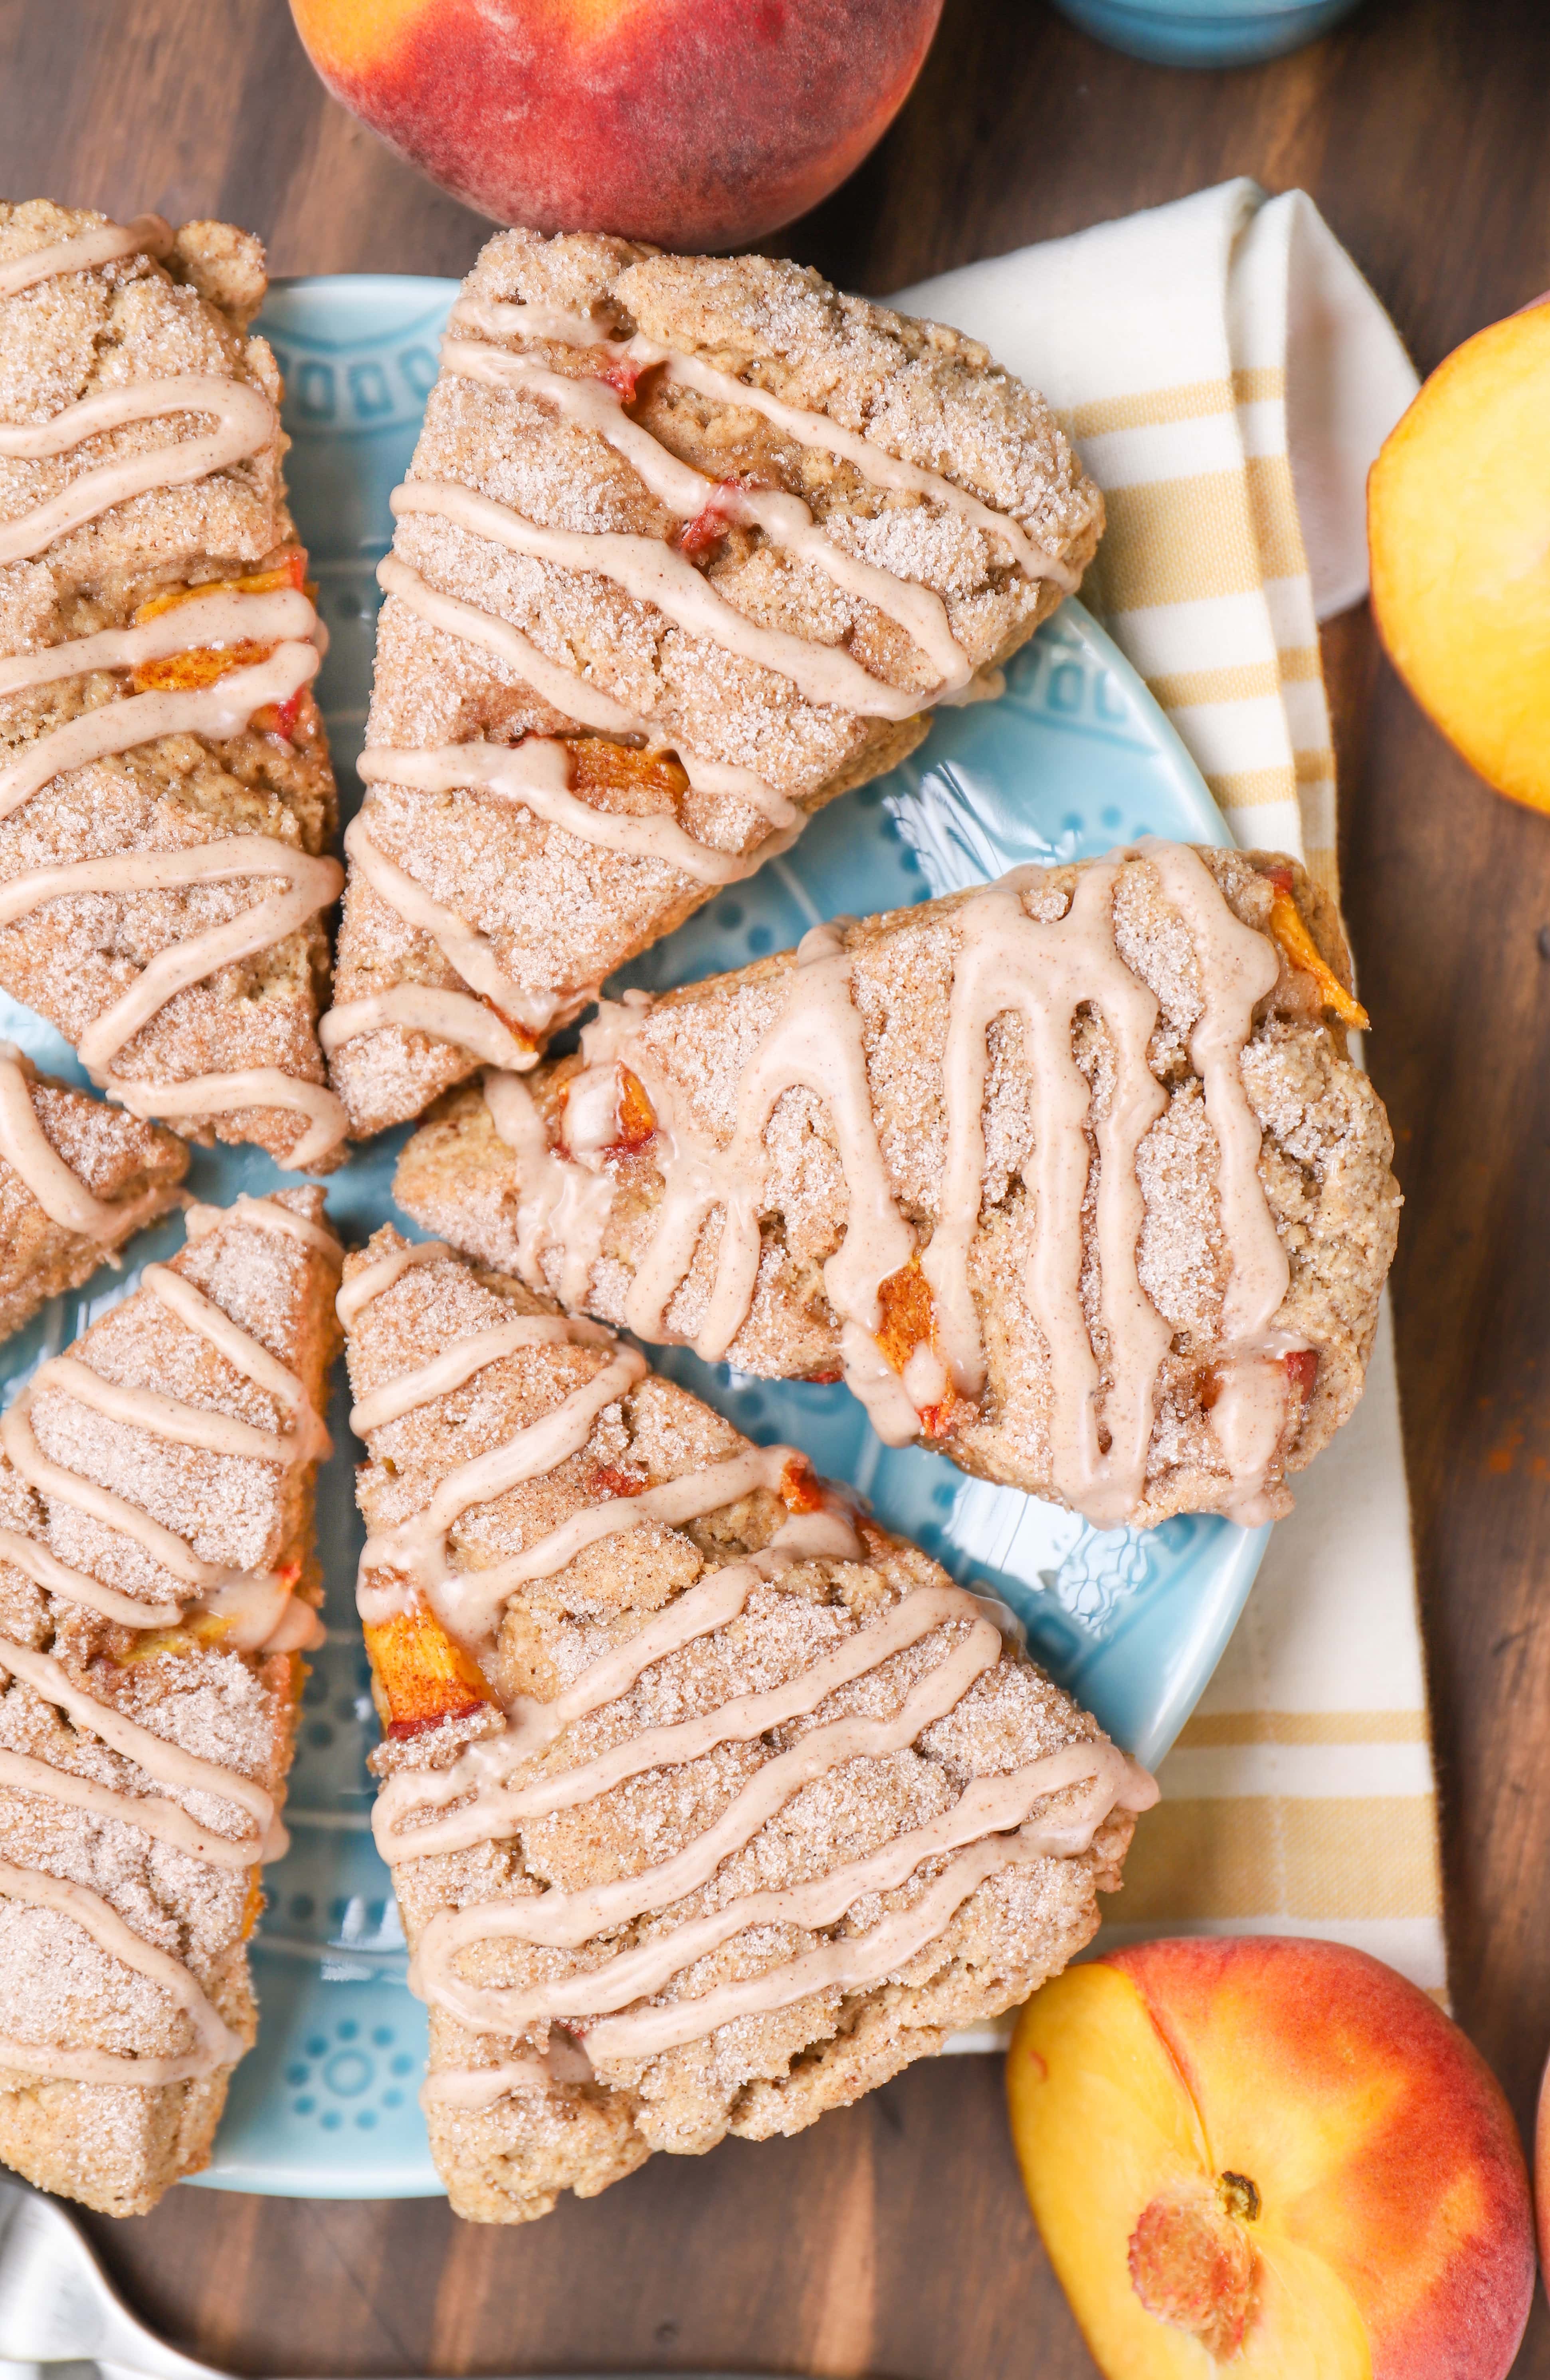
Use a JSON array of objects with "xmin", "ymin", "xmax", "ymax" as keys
[
  {"xmin": 0, "ymin": 1187, "xmax": 340, "ymax": 2214},
  {"xmin": 0, "ymin": 202, "xmax": 346, "ymax": 1171},
  {"xmin": 395, "ymin": 843, "xmax": 1400, "ymax": 1530},
  {"xmin": 325, "ymin": 227, "xmax": 1103, "ymax": 1137},
  {"xmin": 342, "ymin": 1227, "xmax": 1152, "ymax": 2223},
  {"xmin": 0, "ymin": 1040, "xmax": 188, "ymax": 1346}
]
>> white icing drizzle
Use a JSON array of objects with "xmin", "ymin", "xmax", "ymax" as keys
[
  {"xmin": 0, "ymin": 1196, "xmax": 347, "ymax": 2081},
  {"xmin": 479, "ymin": 1067, "xmax": 617, "ymax": 1312},
  {"xmin": 403, "ymin": 1589, "xmax": 1150, "ymax": 2066},
  {"xmin": 449, "ymin": 296, "xmax": 1076, "ymax": 592},
  {"xmin": 447, "ymin": 1443, "xmax": 808, "ymax": 1605},
  {"xmin": 341, "ymin": 1247, "xmax": 818, "ymax": 1634},
  {"xmin": 324, "ymin": 801, "xmax": 599, "ymax": 1073},
  {"xmin": 376, "ymin": 553, "xmax": 796, "ymax": 828},
  {"xmin": 110, "ymin": 1071, "xmax": 348, "ymax": 1170},
  {"xmin": 2, "ymin": 1392, "xmax": 216, "ymax": 1587},
  {"xmin": 0, "ymin": 1041, "xmax": 168, "ymax": 1242},
  {"xmin": 350, "ymin": 1313, "xmax": 612, "ymax": 1437},
  {"xmin": 0, "ymin": 221, "xmax": 344, "ymax": 1167},
  {"xmin": 0, "ymin": 376, "xmax": 277, "ymax": 567},
  {"xmin": 421, "ymin": 2055, "xmax": 555, "ymax": 2109},
  {"xmin": 0, "ymin": 585, "xmax": 315, "ymax": 707},
  {"xmin": 344, "ymin": 267, "xmax": 1072, "ymax": 1087},
  {"xmin": 343, "ymin": 1241, "xmax": 1153, "ymax": 2087},
  {"xmin": 183, "ymin": 1191, "xmax": 344, "ymax": 1262},
  {"xmin": 0, "ymin": 1527, "xmax": 182, "ymax": 1629},
  {"xmin": 0, "ymin": 1220, "xmax": 331, "ymax": 1651},
  {"xmin": 1141, "ymin": 846, "xmax": 1295, "ymax": 1525},
  {"xmin": 0, "ymin": 214, "xmax": 172, "ymax": 301},
  {"xmin": 424, "ymin": 1738, "xmax": 1140, "ymax": 2068},
  {"xmin": 335, "ymin": 1236, "xmax": 451, "ymax": 1329},
  {"xmin": 321, "ymin": 986, "xmax": 537, "ymax": 1076},
  {"xmin": 0, "ymin": 829, "xmax": 340, "ymax": 1087},
  {"xmin": 394, "ymin": 478, "xmax": 932, "ymax": 726},
  {"xmin": 32, "ymin": 1352, "xmax": 309, "ymax": 1468},
  {"xmin": 441, "ymin": 336, "xmax": 971, "ymax": 691},
  {"xmin": 359, "ymin": 738, "xmax": 800, "ymax": 890},
  {"xmin": 340, "ymin": 808, "xmax": 548, "ymax": 1026},
  {"xmin": 0, "ymin": 1860, "xmax": 246, "ymax": 2084},
  {"xmin": 0, "ymin": 1743, "xmax": 256, "ymax": 1870},
  {"xmin": 479, "ymin": 847, "xmax": 1306, "ymax": 1524},
  {"xmin": 380, "ymin": 1573, "xmax": 976, "ymax": 1864},
  {"xmin": 359, "ymin": 1348, "xmax": 648, "ymax": 1643},
  {"xmin": 0, "ymin": 1639, "xmax": 272, "ymax": 1840},
  {"xmin": 1145, "ymin": 844, "xmax": 1287, "ymax": 1339},
  {"xmin": 0, "ymin": 638, "xmax": 318, "ymax": 826},
  {"xmin": 140, "ymin": 1260, "xmax": 332, "ymax": 1464},
  {"xmin": 328, "ymin": 724, "xmax": 809, "ymax": 1068}
]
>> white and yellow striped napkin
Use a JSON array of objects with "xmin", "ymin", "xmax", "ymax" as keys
[{"xmin": 897, "ymin": 182, "xmax": 1447, "ymax": 1997}]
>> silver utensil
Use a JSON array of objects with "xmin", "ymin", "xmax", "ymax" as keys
[
  {"xmin": 0, "ymin": 2178, "xmax": 220, "ymax": 2380},
  {"xmin": 0, "ymin": 2176, "xmax": 770, "ymax": 2380}
]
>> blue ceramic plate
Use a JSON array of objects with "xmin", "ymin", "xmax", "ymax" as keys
[{"xmin": 0, "ymin": 277, "xmax": 1269, "ymax": 2197}]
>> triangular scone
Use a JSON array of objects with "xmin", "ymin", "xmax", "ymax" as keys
[
  {"xmin": 0, "ymin": 1186, "xmax": 341, "ymax": 2214},
  {"xmin": 0, "ymin": 1042, "xmax": 188, "ymax": 1347},
  {"xmin": 0, "ymin": 202, "xmax": 346, "ymax": 1171},
  {"xmin": 342, "ymin": 1227, "xmax": 1151, "ymax": 2225},
  {"xmin": 395, "ymin": 843, "xmax": 1402, "ymax": 1532},
  {"xmin": 325, "ymin": 229, "xmax": 1103, "ymax": 1137}
]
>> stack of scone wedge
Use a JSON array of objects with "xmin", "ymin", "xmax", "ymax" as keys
[{"xmin": 0, "ymin": 201, "xmax": 1398, "ymax": 2221}]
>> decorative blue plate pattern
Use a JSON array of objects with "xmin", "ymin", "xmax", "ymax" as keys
[{"xmin": 0, "ymin": 277, "xmax": 1268, "ymax": 2197}]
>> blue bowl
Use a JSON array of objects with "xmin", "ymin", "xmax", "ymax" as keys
[{"xmin": 1049, "ymin": 0, "xmax": 1363, "ymax": 66}]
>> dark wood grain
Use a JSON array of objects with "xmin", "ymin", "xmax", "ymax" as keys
[{"xmin": 4, "ymin": 0, "xmax": 1550, "ymax": 2368}]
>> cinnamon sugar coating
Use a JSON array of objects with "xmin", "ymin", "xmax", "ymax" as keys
[
  {"xmin": 330, "ymin": 228, "xmax": 1102, "ymax": 1137},
  {"xmin": 0, "ymin": 1186, "xmax": 339, "ymax": 2215},
  {"xmin": 0, "ymin": 201, "xmax": 339, "ymax": 1168},
  {"xmin": 345, "ymin": 1229, "xmax": 1137, "ymax": 2223},
  {"xmin": 396, "ymin": 848, "xmax": 1401, "ymax": 1529},
  {"xmin": 0, "ymin": 1067, "xmax": 188, "ymax": 1346}
]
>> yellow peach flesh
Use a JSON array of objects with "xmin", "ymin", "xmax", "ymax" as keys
[
  {"xmin": 1369, "ymin": 303, "xmax": 1550, "ymax": 811},
  {"xmin": 1008, "ymin": 1941, "xmax": 1533, "ymax": 2379}
]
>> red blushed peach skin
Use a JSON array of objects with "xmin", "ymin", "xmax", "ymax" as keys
[
  {"xmin": 1008, "ymin": 1939, "xmax": 1533, "ymax": 2379},
  {"xmin": 287, "ymin": 0, "xmax": 944, "ymax": 250},
  {"xmin": 1368, "ymin": 301, "xmax": 1550, "ymax": 814},
  {"xmin": 1533, "ymin": 2046, "xmax": 1550, "ymax": 2280}
]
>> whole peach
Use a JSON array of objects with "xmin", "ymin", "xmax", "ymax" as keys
[
  {"xmin": 288, "ymin": 0, "xmax": 946, "ymax": 252},
  {"xmin": 1009, "ymin": 1937, "xmax": 1534, "ymax": 2378}
]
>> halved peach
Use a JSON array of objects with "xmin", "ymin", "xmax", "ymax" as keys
[
  {"xmin": 1008, "ymin": 1938, "xmax": 1533, "ymax": 2378},
  {"xmin": 1369, "ymin": 301, "xmax": 1550, "ymax": 811}
]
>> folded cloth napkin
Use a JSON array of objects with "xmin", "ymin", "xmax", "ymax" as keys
[{"xmin": 896, "ymin": 180, "xmax": 1446, "ymax": 1999}]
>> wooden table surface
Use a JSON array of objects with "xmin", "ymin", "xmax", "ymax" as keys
[{"xmin": 4, "ymin": 0, "xmax": 1550, "ymax": 2370}]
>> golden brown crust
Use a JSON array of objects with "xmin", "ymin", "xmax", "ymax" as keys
[
  {"xmin": 345, "ymin": 1228, "xmax": 1136, "ymax": 2223},
  {"xmin": 329, "ymin": 228, "xmax": 1102, "ymax": 1137},
  {"xmin": 0, "ymin": 1069, "xmax": 188, "ymax": 1348},
  {"xmin": 395, "ymin": 846, "xmax": 1400, "ymax": 1528},
  {"xmin": 0, "ymin": 1186, "xmax": 339, "ymax": 2213},
  {"xmin": 0, "ymin": 201, "xmax": 339, "ymax": 1169}
]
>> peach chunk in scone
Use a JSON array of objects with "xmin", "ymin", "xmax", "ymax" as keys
[
  {"xmin": 1007, "ymin": 1937, "xmax": 1533, "ymax": 2380},
  {"xmin": 363, "ymin": 1597, "xmax": 497, "ymax": 1739}
]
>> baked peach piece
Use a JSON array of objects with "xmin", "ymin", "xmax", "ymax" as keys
[
  {"xmin": 1369, "ymin": 300, "xmax": 1550, "ymax": 812},
  {"xmin": 288, "ymin": 0, "xmax": 945, "ymax": 252},
  {"xmin": 1008, "ymin": 1938, "xmax": 1533, "ymax": 2379}
]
